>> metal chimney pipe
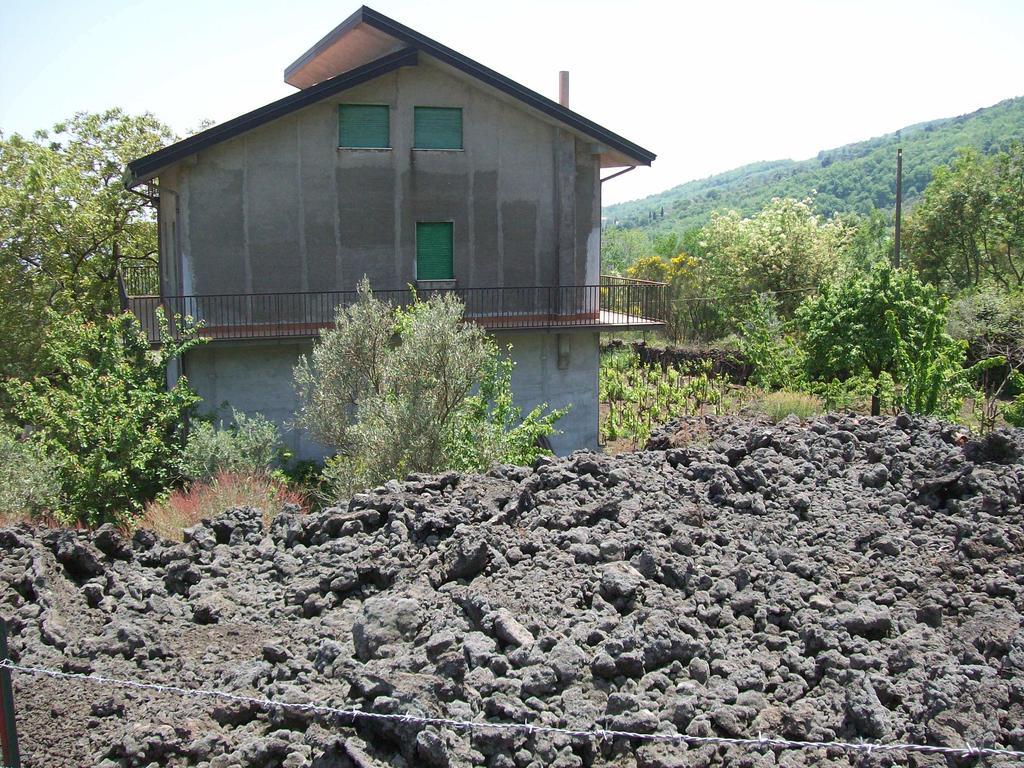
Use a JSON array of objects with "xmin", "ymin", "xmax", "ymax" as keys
[{"xmin": 559, "ymin": 71, "xmax": 569, "ymax": 107}]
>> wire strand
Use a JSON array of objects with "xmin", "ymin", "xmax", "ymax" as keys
[{"xmin": 2, "ymin": 659, "xmax": 1021, "ymax": 761}]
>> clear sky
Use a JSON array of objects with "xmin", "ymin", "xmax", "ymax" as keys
[{"xmin": 1, "ymin": 0, "xmax": 1022, "ymax": 205}]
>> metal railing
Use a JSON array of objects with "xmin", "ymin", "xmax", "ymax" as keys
[
  {"xmin": 120, "ymin": 264, "xmax": 160, "ymax": 297},
  {"xmin": 126, "ymin": 278, "xmax": 667, "ymax": 343}
]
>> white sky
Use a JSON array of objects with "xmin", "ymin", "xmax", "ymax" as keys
[{"xmin": 1, "ymin": 0, "xmax": 1022, "ymax": 205}]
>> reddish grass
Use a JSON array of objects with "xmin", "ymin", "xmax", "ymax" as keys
[{"xmin": 141, "ymin": 472, "xmax": 307, "ymax": 541}]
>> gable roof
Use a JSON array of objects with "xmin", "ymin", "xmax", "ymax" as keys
[
  {"xmin": 126, "ymin": 47, "xmax": 417, "ymax": 187},
  {"xmin": 284, "ymin": 7, "xmax": 656, "ymax": 167},
  {"xmin": 126, "ymin": 7, "xmax": 655, "ymax": 187}
]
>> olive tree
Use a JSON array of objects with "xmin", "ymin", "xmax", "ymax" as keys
[{"xmin": 294, "ymin": 279, "xmax": 561, "ymax": 498}]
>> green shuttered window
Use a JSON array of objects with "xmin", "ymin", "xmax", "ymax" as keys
[
  {"xmin": 414, "ymin": 107, "xmax": 463, "ymax": 149},
  {"xmin": 338, "ymin": 104, "xmax": 390, "ymax": 148},
  {"xmin": 416, "ymin": 222, "xmax": 454, "ymax": 280}
]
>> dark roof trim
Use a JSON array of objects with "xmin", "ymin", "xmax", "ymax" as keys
[
  {"xmin": 284, "ymin": 7, "xmax": 370, "ymax": 84},
  {"xmin": 125, "ymin": 46, "xmax": 418, "ymax": 187},
  {"xmin": 288, "ymin": 6, "xmax": 656, "ymax": 166}
]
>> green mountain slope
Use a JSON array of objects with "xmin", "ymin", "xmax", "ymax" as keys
[{"xmin": 604, "ymin": 96, "xmax": 1024, "ymax": 233}]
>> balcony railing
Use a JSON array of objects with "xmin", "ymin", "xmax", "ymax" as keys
[
  {"xmin": 126, "ymin": 277, "xmax": 667, "ymax": 343},
  {"xmin": 119, "ymin": 264, "xmax": 160, "ymax": 297}
]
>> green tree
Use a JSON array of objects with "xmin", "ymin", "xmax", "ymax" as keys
[
  {"xmin": 0, "ymin": 110, "xmax": 174, "ymax": 381},
  {"xmin": 797, "ymin": 263, "xmax": 966, "ymax": 416},
  {"xmin": 3, "ymin": 310, "xmax": 202, "ymax": 525},
  {"xmin": 904, "ymin": 145, "xmax": 1024, "ymax": 291},
  {"xmin": 700, "ymin": 197, "xmax": 851, "ymax": 317},
  {"xmin": 842, "ymin": 208, "xmax": 892, "ymax": 274},
  {"xmin": 601, "ymin": 227, "xmax": 653, "ymax": 274}
]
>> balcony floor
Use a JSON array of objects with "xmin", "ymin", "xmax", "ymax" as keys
[{"xmin": 183, "ymin": 309, "xmax": 663, "ymax": 342}]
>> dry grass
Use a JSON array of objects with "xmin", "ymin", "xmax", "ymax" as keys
[
  {"xmin": 757, "ymin": 390, "xmax": 824, "ymax": 423},
  {"xmin": 0, "ymin": 510, "xmax": 79, "ymax": 530},
  {"xmin": 141, "ymin": 472, "xmax": 307, "ymax": 541}
]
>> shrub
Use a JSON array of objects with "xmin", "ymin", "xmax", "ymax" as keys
[
  {"xmin": 296, "ymin": 279, "xmax": 563, "ymax": 499},
  {"xmin": 807, "ymin": 373, "xmax": 885, "ymax": 414},
  {"xmin": 0, "ymin": 427, "xmax": 62, "ymax": 522},
  {"xmin": 179, "ymin": 409, "xmax": 286, "ymax": 483},
  {"xmin": 737, "ymin": 293, "xmax": 805, "ymax": 391},
  {"xmin": 1005, "ymin": 374, "xmax": 1024, "ymax": 428},
  {"xmin": 444, "ymin": 348, "xmax": 567, "ymax": 470},
  {"xmin": 757, "ymin": 391, "xmax": 824, "ymax": 423},
  {"xmin": 3, "ymin": 309, "xmax": 202, "ymax": 526},
  {"xmin": 141, "ymin": 472, "xmax": 306, "ymax": 541},
  {"xmin": 948, "ymin": 288, "xmax": 1024, "ymax": 430},
  {"xmin": 798, "ymin": 263, "xmax": 968, "ymax": 417}
]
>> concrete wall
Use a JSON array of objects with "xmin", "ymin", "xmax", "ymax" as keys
[
  {"xmin": 182, "ymin": 329, "xmax": 599, "ymax": 461},
  {"xmin": 183, "ymin": 341, "xmax": 329, "ymax": 461},
  {"xmin": 494, "ymin": 330, "xmax": 600, "ymax": 454},
  {"xmin": 159, "ymin": 58, "xmax": 602, "ymax": 299}
]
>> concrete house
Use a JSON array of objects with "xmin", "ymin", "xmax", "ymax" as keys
[{"xmin": 124, "ymin": 6, "xmax": 663, "ymax": 459}]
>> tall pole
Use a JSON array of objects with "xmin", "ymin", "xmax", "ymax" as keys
[
  {"xmin": 0, "ymin": 618, "xmax": 20, "ymax": 768},
  {"xmin": 894, "ymin": 147, "xmax": 903, "ymax": 268}
]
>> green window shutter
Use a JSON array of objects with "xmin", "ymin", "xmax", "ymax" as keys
[
  {"xmin": 416, "ymin": 222, "xmax": 454, "ymax": 280},
  {"xmin": 414, "ymin": 107, "xmax": 463, "ymax": 149},
  {"xmin": 338, "ymin": 104, "xmax": 389, "ymax": 148}
]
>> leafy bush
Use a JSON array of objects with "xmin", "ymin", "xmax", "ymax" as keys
[
  {"xmin": 0, "ymin": 428, "xmax": 62, "ymax": 522},
  {"xmin": 296, "ymin": 279, "xmax": 562, "ymax": 499},
  {"xmin": 797, "ymin": 263, "xmax": 968, "ymax": 417},
  {"xmin": 444, "ymin": 349, "xmax": 566, "ymax": 471},
  {"xmin": 1005, "ymin": 374, "xmax": 1024, "ymax": 428},
  {"xmin": 3, "ymin": 309, "xmax": 202, "ymax": 526},
  {"xmin": 141, "ymin": 472, "xmax": 305, "ymax": 541},
  {"xmin": 757, "ymin": 391, "xmax": 824, "ymax": 423},
  {"xmin": 179, "ymin": 409, "xmax": 286, "ymax": 483},
  {"xmin": 736, "ymin": 294, "xmax": 805, "ymax": 390}
]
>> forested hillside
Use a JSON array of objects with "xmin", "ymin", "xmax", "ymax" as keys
[{"xmin": 605, "ymin": 96, "xmax": 1024, "ymax": 232}]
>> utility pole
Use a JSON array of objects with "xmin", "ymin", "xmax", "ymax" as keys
[
  {"xmin": 0, "ymin": 618, "xmax": 20, "ymax": 768},
  {"xmin": 893, "ymin": 147, "xmax": 903, "ymax": 268}
]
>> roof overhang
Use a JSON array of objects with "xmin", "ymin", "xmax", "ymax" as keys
[{"xmin": 284, "ymin": 6, "xmax": 655, "ymax": 168}]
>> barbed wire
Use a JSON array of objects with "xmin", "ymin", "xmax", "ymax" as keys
[{"xmin": 2, "ymin": 659, "xmax": 1022, "ymax": 761}]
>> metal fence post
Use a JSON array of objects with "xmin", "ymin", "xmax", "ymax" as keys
[{"xmin": 0, "ymin": 618, "xmax": 20, "ymax": 768}]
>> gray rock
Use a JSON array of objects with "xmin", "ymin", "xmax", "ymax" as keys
[
  {"xmin": 352, "ymin": 596, "xmax": 423, "ymax": 660},
  {"xmin": 5, "ymin": 416, "xmax": 1024, "ymax": 768},
  {"xmin": 841, "ymin": 603, "xmax": 892, "ymax": 639},
  {"xmin": 599, "ymin": 561, "xmax": 643, "ymax": 603},
  {"xmin": 93, "ymin": 524, "xmax": 133, "ymax": 560},
  {"xmin": 493, "ymin": 609, "xmax": 534, "ymax": 648}
]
